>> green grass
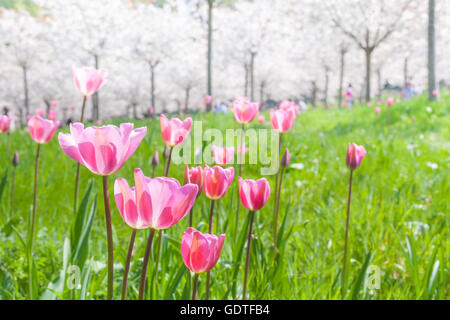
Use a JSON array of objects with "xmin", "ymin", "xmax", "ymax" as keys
[{"xmin": 0, "ymin": 94, "xmax": 448, "ymax": 300}]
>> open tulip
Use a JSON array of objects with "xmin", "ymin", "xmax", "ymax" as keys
[
  {"xmin": 160, "ymin": 114, "xmax": 192, "ymax": 148},
  {"xmin": 0, "ymin": 115, "xmax": 11, "ymax": 133},
  {"xmin": 270, "ymin": 108, "xmax": 296, "ymax": 133},
  {"xmin": 233, "ymin": 97, "xmax": 259, "ymax": 124},
  {"xmin": 238, "ymin": 177, "xmax": 270, "ymax": 211},
  {"xmin": 203, "ymin": 165, "xmax": 234, "ymax": 201},
  {"xmin": 181, "ymin": 227, "xmax": 225, "ymax": 299},
  {"xmin": 212, "ymin": 145, "xmax": 235, "ymax": 166},
  {"xmin": 72, "ymin": 65, "xmax": 107, "ymax": 97},
  {"xmin": 28, "ymin": 115, "xmax": 60, "ymax": 144},
  {"xmin": 58, "ymin": 122, "xmax": 147, "ymax": 176},
  {"xmin": 346, "ymin": 143, "xmax": 367, "ymax": 170}
]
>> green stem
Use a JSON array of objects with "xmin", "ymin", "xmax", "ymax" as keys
[
  {"xmin": 243, "ymin": 210, "xmax": 255, "ymax": 300},
  {"xmin": 73, "ymin": 96, "xmax": 87, "ymax": 215},
  {"xmin": 10, "ymin": 166, "xmax": 16, "ymax": 218},
  {"xmin": 235, "ymin": 123, "xmax": 245, "ymax": 228},
  {"xmin": 28, "ymin": 143, "xmax": 41, "ymax": 300},
  {"xmin": 206, "ymin": 200, "xmax": 215, "ymax": 300},
  {"xmin": 189, "ymin": 207, "xmax": 194, "ymax": 228},
  {"xmin": 121, "ymin": 229, "xmax": 137, "ymax": 300},
  {"xmin": 342, "ymin": 169, "xmax": 353, "ymax": 298},
  {"xmin": 139, "ymin": 228, "xmax": 155, "ymax": 300},
  {"xmin": 151, "ymin": 229, "xmax": 163, "ymax": 299},
  {"xmin": 273, "ymin": 166, "xmax": 285, "ymax": 255},
  {"xmin": 192, "ymin": 273, "xmax": 199, "ymax": 300},
  {"xmin": 273, "ymin": 133, "xmax": 282, "ymax": 251},
  {"xmin": 164, "ymin": 147, "xmax": 173, "ymax": 177},
  {"xmin": 102, "ymin": 175, "xmax": 114, "ymax": 300}
]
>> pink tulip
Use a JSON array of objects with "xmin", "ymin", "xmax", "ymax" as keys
[
  {"xmin": 270, "ymin": 108, "xmax": 296, "ymax": 133},
  {"xmin": 432, "ymin": 89, "xmax": 438, "ymax": 96},
  {"xmin": 212, "ymin": 145, "xmax": 235, "ymax": 165},
  {"xmin": 72, "ymin": 65, "xmax": 107, "ymax": 96},
  {"xmin": 203, "ymin": 165, "xmax": 234, "ymax": 200},
  {"xmin": 386, "ymin": 97, "xmax": 394, "ymax": 107},
  {"xmin": 184, "ymin": 165, "xmax": 203, "ymax": 198},
  {"xmin": 114, "ymin": 168, "xmax": 198, "ymax": 230},
  {"xmin": 50, "ymin": 100, "xmax": 58, "ymax": 108},
  {"xmin": 149, "ymin": 106, "xmax": 154, "ymax": 114},
  {"xmin": 160, "ymin": 114, "xmax": 192, "ymax": 147},
  {"xmin": 257, "ymin": 115, "xmax": 265, "ymax": 124},
  {"xmin": 58, "ymin": 122, "xmax": 147, "ymax": 176},
  {"xmin": 374, "ymin": 107, "xmax": 381, "ymax": 114},
  {"xmin": 0, "ymin": 115, "xmax": 12, "ymax": 133},
  {"xmin": 48, "ymin": 110, "xmax": 57, "ymax": 121},
  {"xmin": 279, "ymin": 100, "xmax": 300, "ymax": 116},
  {"xmin": 205, "ymin": 95, "xmax": 212, "ymax": 105},
  {"xmin": 71, "ymin": 104, "xmax": 77, "ymax": 110},
  {"xmin": 233, "ymin": 97, "xmax": 259, "ymax": 124},
  {"xmin": 237, "ymin": 145, "xmax": 249, "ymax": 155},
  {"xmin": 36, "ymin": 109, "xmax": 45, "ymax": 117},
  {"xmin": 368, "ymin": 101, "xmax": 374, "ymax": 107},
  {"xmin": 346, "ymin": 143, "xmax": 367, "ymax": 170},
  {"xmin": 28, "ymin": 116, "xmax": 60, "ymax": 144},
  {"xmin": 181, "ymin": 227, "xmax": 225, "ymax": 274},
  {"xmin": 238, "ymin": 177, "xmax": 270, "ymax": 211}
]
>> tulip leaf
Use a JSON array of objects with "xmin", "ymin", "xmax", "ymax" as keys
[
  {"xmin": 351, "ymin": 252, "xmax": 372, "ymax": 300},
  {"xmin": 0, "ymin": 169, "xmax": 8, "ymax": 201}
]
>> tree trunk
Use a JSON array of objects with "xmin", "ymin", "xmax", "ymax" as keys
[
  {"xmin": 311, "ymin": 81, "xmax": 317, "ymax": 107},
  {"xmin": 376, "ymin": 68, "xmax": 382, "ymax": 100},
  {"xmin": 92, "ymin": 54, "xmax": 100, "ymax": 121},
  {"xmin": 150, "ymin": 64, "xmax": 156, "ymax": 111},
  {"xmin": 250, "ymin": 52, "xmax": 256, "ymax": 101},
  {"xmin": 324, "ymin": 67, "xmax": 329, "ymax": 108},
  {"xmin": 338, "ymin": 49, "xmax": 346, "ymax": 108},
  {"xmin": 259, "ymin": 80, "xmax": 265, "ymax": 108},
  {"xmin": 22, "ymin": 65, "xmax": 29, "ymax": 120},
  {"xmin": 184, "ymin": 86, "xmax": 191, "ymax": 112},
  {"xmin": 364, "ymin": 48, "xmax": 372, "ymax": 102},
  {"xmin": 244, "ymin": 63, "xmax": 249, "ymax": 97},
  {"xmin": 404, "ymin": 57, "xmax": 408, "ymax": 89},
  {"xmin": 428, "ymin": 0, "xmax": 437, "ymax": 101},
  {"xmin": 206, "ymin": 0, "xmax": 213, "ymax": 112},
  {"xmin": 133, "ymin": 103, "xmax": 138, "ymax": 119}
]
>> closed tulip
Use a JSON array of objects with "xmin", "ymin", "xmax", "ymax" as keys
[
  {"xmin": 386, "ymin": 97, "xmax": 394, "ymax": 107},
  {"xmin": 50, "ymin": 100, "xmax": 58, "ymax": 108},
  {"xmin": 28, "ymin": 116, "xmax": 60, "ymax": 144},
  {"xmin": 233, "ymin": 97, "xmax": 259, "ymax": 124},
  {"xmin": 184, "ymin": 165, "xmax": 203, "ymax": 197},
  {"xmin": 72, "ymin": 66, "xmax": 107, "ymax": 96},
  {"xmin": 270, "ymin": 108, "xmax": 296, "ymax": 133},
  {"xmin": 257, "ymin": 115, "xmax": 265, "ymax": 124},
  {"xmin": 203, "ymin": 165, "xmax": 234, "ymax": 200},
  {"xmin": 279, "ymin": 100, "xmax": 300, "ymax": 116},
  {"xmin": 212, "ymin": 145, "xmax": 235, "ymax": 166},
  {"xmin": 346, "ymin": 143, "xmax": 367, "ymax": 170},
  {"xmin": 58, "ymin": 122, "xmax": 147, "ymax": 176},
  {"xmin": 36, "ymin": 109, "xmax": 45, "ymax": 117},
  {"xmin": 160, "ymin": 114, "xmax": 193, "ymax": 148},
  {"xmin": 48, "ymin": 110, "xmax": 57, "ymax": 121},
  {"xmin": 239, "ymin": 177, "xmax": 270, "ymax": 211},
  {"xmin": 0, "ymin": 115, "xmax": 12, "ymax": 133}
]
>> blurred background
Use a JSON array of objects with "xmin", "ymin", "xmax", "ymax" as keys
[{"xmin": 0, "ymin": 0, "xmax": 448, "ymax": 125}]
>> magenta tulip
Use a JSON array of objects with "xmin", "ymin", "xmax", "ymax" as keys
[
  {"xmin": 238, "ymin": 177, "xmax": 270, "ymax": 211},
  {"xmin": 203, "ymin": 165, "xmax": 234, "ymax": 200},
  {"xmin": 346, "ymin": 143, "xmax": 367, "ymax": 170},
  {"xmin": 0, "ymin": 115, "xmax": 12, "ymax": 133},
  {"xmin": 28, "ymin": 116, "xmax": 60, "ymax": 144},
  {"xmin": 58, "ymin": 122, "xmax": 147, "ymax": 176},
  {"xmin": 212, "ymin": 145, "xmax": 235, "ymax": 166},
  {"xmin": 270, "ymin": 108, "xmax": 296, "ymax": 133},
  {"xmin": 72, "ymin": 65, "xmax": 107, "ymax": 97},
  {"xmin": 233, "ymin": 97, "xmax": 259, "ymax": 124},
  {"xmin": 184, "ymin": 165, "xmax": 203, "ymax": 198}
]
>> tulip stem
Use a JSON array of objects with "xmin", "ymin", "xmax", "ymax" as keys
[
  {"xmin": 151, "ymin": 230, "xmax": 163, "ymax": 299},
  {"xmin": 10, "ymin": 164, "xmax": 16, "ymax": 218},
  {"xmin": 73, "ymin": 96, "xmax": 87, "ymax": 215},
  {"xmin": 28, "ymin": 143, "xmax": 40, "ymax": 300},
  {"xmin": 121, "ymin": 229, "xmax": 137, "ymax": 300},
  {"xmin": 235, "ymin": 123, "xmax": 245, "ymax": 228},
  {"xmin": 139, "ymin": 228, "xmax": 155, "ymax": 300},
  {"xmin": 342, "ymin": 169, "xmax": 353, "ymax": 298},
  {"xmin": 273, "ymin": 165, "xmax": 285, "ymax": 255},
  {"xmin": 102, "ymin": 175, "xmax": 114, "ymax": 300},
  {"xmin": 164, "ymin": 147, "xmax": 173, "ymax": 177},
  {"xmin": 206, "ymin": 200, "xmax": 215, "ymax": 300},
  {"xmin": 243, "ymin": 210, "xmax": 255, "ymax": 300},
  {"xmin": 273, "ymin": 133, "xmax": 282, "ymax": 251},
  {"xmin": 189, "ymin": 207, "xmax": 193, "ymax": 228},
  {"xmin": 192, "ymin": 273, "xmax": 199, "ymax": 300}
]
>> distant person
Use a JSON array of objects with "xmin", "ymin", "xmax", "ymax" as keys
[
  {"xmin": 214, "ymin": 103, "xmax": 228, "ymax": 114},
  {"xmin": 346, "ymin": 84, "xmax": 354, "ymax": 107}
]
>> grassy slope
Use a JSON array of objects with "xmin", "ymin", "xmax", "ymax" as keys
[{"xmin": 0, "ymin": 94, "xmax": 448, "ymax": 300}]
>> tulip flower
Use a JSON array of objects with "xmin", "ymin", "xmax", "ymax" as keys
[
  {"xmin": 0, "ymin": 115, "xmax": 11, "ymax": 133},
  {"xmin": 212, "ymin": 145, "xmax": 235, "ymax": 166},
  {"xmin": 205, "ymin": 95, "xmax": 212, "ymax": 105},
  {"xmin": 202, "ymin": 164, "xmax": 234, "ymax": 298},
  {"xmin": 114, "ymin": 169, "xmax": 197, "ymax": 299},
  {"xmin": 237, "ymin": 145, "xmax": 249, "ymax": 155},
  {"xmin": 374, "ymin": 107, "xmax": 381, "ymax": 115},
  {"xmin": 72, "ymin": 65, "xmax": 107, "ymax": 98},
  {"xmin": 238, "ymin": 177, "xmax": 270, "ymax": 299},
  {"xmin": 342, "ymin": 143, "xmax": 367, "ymax": 298},
  {"xmin": 386, "ymin": 97, "xmax": 394, "ymax": 107},
  {"xmin": 151, "ymin": 150, "xmax": 159, "ymax": 177},
  {"xmin": 48, "ymin": 110, "xmax": 57, "ymax": 121},
  {"xmin": 59, "ymin": 122, "xmax": 146, "ymax": 300},
  {"xmin": 181, "ymin": 227, "xmax": 225, "ymax": 300},
  {"xmin": 270, "ymin": 108, "xmax": 296, "ymax": 133},
  {"xmin": 35, "ymin": 108, "xmax": 45, "ymax": 117},
  {"xmin": 280, "ymin": 148, "xmax": 290, "ymax": 168},
  {"xmin": 432, "ymin": 89, "xmax": 438, "ymax": 96},
  {"xmin": 160, "ymin": 114, "xmax": 193, "ymax": 176},
  {"xmin": 257, "ymin": 115, "xmax": 265, "ymax": 124},
  {"xmin": 50, "ymin": 100, "xmax": 58, "ymax": 108},
  {"xmin": 184, "ymin": 165, "xmax": 204, "ymax": 227},
  {"xmin": 279, "ymin": 100, "xmax": 300, "ymax": 116},
  {"xmin": 233, "ymin": 97, "xmax": 259, "ymax": 124},
  {"xmin": 26, "ymin": 115, "xmax": 60, "ymax": 299}
]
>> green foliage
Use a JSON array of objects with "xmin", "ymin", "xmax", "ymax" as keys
[
  {"xmin": 0, "ymin": 0, "xmax": 39, "ymax": 16},
  {"xmin": 0, "ymin": 94, "xmax": 448, "ymax": 299}
]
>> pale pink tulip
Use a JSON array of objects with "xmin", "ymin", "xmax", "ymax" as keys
[
  {"xmin": 205, "ymin": 95, "xmax": 212, "ymax": 105},
  {"xmin": 181, "ymin": 227, "xmax": 225, "ymax": 274},
  {"xmin": 374, "ymin": 107, "xmax": 381, "ymax": 114},
  {"xmin": 212, "ymin": 145, "xmax": 235, "ymax": 165},
  {"xmin": 257, "ymin": 115, "xmax": 265, "ymax": 124},
  {"xmin": 0, "ymin": 115, "xmax": 12, "ymax": 133},
  {"xmin": 27, "ymin": 116, "xmax": 60, "ymax": 144},
  {"xmin": 48, "ymin": 110, "xmax": 57, "ymax": 121},
  {"xmin": 269, "ymin": 108, "xmax": 296, "ymax": 133},
  {"xmin": 238, "ymin": 177, "xmax": 270, "ymax": 211},
  {"xmin": 203, "ymin": 165, "xmax": 234, "ymax": 200},
  {"xmin": 233, "ymin": 97, "xmax": 259, "ymax": 124},
  {"xmin": 279, "ymin": 100, "xmax": 300, "ymax": 116},
  {"xmin": 386, "ymin": 97, "xmax": 394, "ymax": 107},
  {"xmin": 72, "ymin": 65, "xmax": 107, "ymax": 96},
  {"xmin": 36, "ymin": 109, "xmax": 45, "ymax": 117},
  {"xmin": 346, "ymin": 143, "xmax": 367, "ymax": 170},
  {"xmin": 58, "ymin": 122, "xmax": 147, "ymax": 176},
  {"xmin": 237, "ymin": 145, "xmax": 249, "ymax": 155},
  {"xmin": 432, "ymin": 89, "xmax": 438, "ymax": 96},
  {"xmin": 160, "ymin": 114, "xmax": 192, "ymax": 147},
  {"xmin": 50, "ymin": 100, "xmax": 58, "ymax": 108},
  {"xmin": 184, "ymin": 165, "xmax": 203, "ymax": 198},
  {"xmin": 114, "ymin": 168, "xmax": 197, "ymax": 230}
]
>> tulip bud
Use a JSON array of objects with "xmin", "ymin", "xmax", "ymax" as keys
[
  {"xmin": 163, "ymin": 145, "xmax": 170, "ymax": 158},
  {"xmin": 280, "ymin": 148, "xmax": 290, "ymax": 168},
  {"xmin": 152, "ymin": 150, "xmax": 159, "ymax": 166},
  {"xmin": 12, "ymin": 151, "xmax": 19, "ymax": 167},
  {"xmin": 346, "ymin": 143, "xmax": 367, "ymax": 170}
]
